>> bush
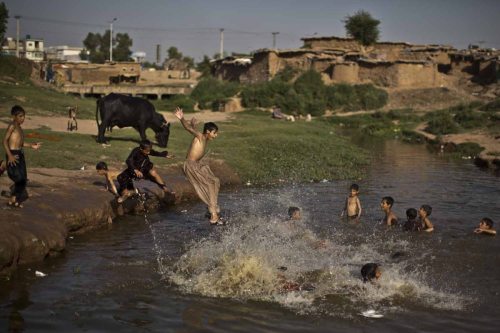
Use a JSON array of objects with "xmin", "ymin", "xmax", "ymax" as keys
[
  {"xmin": 424, "ymin": 110, "xmax": 460, "ymax": 135},
  {"xmin": 325, "ymin": 83, "xmax": 387, "ymax": 111},
  {"xmin": 241, "ymin": 79, "xmax": 290, "ymax": 109},
  {"xmin": 481, "ymin": 98, "xmax": 500, "ymax": 112},
  {"xmin": 453, "ymin": 109, "xmax": 487, "ymax": 129},
  {"xmin": 163, "ymin": 94, "xmax": 196, "ymax": 112},
  {"xmin": 455, "ymin": 142, "xmax": 484, "ymax": 158},
  {"xmin": 191, "ymin": 78, "xmax": 240, "ymax": 110}
]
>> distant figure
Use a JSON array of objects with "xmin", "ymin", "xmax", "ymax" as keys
[
  {"xmin": 361, "ymin": 263, "xmax": 382, "ymax": 283},
  {"xmin": 67, "ymin": 106, "xmax": 78, "ymax": 131},
  {"xmin": 305, "ymin": 113, "xmax": 312, "ymax": 122},
  {"xmin": 271, "ymin": 107, "xmax": 285, "ymax": 119},
  {"xmin": 419, "ymin": 205, "xmax": 434, "ymax": 232},
  {"xmin": 288, "ymin": 206, "xmax": 301, "ymax": 220},
  {"xmin": 381, "ymin": 196, "xmax": 398, "ymax": 226},
  {"xmin": 341, "ymin": 183, "xmax": 362, "ymax": 221},
  {"xmin": 116, "ymin": 139, "xmax": 173, "ymax": 203},
  {"xmin": 2, "ymin": 105, "xmax": 42, "ymax": 208},
  {"xmin": 175, "ymin": 107, "xmax": 221, "ymax": 225},
  {"xmin": 402, "ymin": 208, "xmax": 422, "ymax": 231},
  {"xmin": 474, "ymin": 217, "xmax": 496, "ymax": 236},
  {"xmin": 95, "ymin": 161, "xmax": 120, "ymax": 199}
]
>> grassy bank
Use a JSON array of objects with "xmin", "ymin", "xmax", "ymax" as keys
[{"xmin": 0, "ymin": 111, "xmax": 369, "ymax": 184}]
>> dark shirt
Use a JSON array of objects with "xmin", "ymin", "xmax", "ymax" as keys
[
  {"xmin": 403, "ymin": 218, "xmax": 423, "ymax": 231},
  {"xmin": 125, "ymin": 147, "xmax": 168, "ymax": 174}
]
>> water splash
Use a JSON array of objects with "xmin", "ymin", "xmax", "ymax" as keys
[{"xmin": 165, "ymin": 212, "xmax": 471, "ymax": 317}]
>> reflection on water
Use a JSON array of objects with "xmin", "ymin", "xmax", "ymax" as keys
[{"xmin": 0, "ymin": 141, "xmax": 499, "ymax": 332}]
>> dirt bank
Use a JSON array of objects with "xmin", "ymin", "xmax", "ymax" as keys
[
  {"xmin": 0, "ymin": 161, "xmax": 240, "ymax": 275},
  {"xmin": 414, "ymin": 123, "xmax": 500, "ymax": 169}
]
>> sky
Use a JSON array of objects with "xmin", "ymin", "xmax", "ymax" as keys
[{"xmin": 4, "ymin": 0, "xmax": 500, "ymax": 62}]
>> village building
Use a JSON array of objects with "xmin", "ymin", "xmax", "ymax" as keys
[
  {"xmin": 163, "ymin": 58, "xmax": 191, "ymax": 79},
  {"xmin": 45, "ymin": 45, "xmax": 86, "ymax": 63},
  {"xmin": 1, "ymin": 36, "xmax": 44, "ymax": 61},
  {"xmin": 211, "ymin": 35, "xmax": 500, "ymax": 89}
]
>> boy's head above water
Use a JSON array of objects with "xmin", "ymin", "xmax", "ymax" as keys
[
  {"xmin": 349, "ymin": 183, "xmax": 359, "ymax": 196},
  {"xmin": 419, "ymin": 205, "xmax": 432, "ymax": 218},
  {"xmin": 380, "ymin": 196, "xmax": 394, "ymax": 210},
  {"xmin": 288, "ymin": 206, "xmax": 301, "ymax": 220},
  {"xmin": 406, "ymin": 208, "xmax": 418, "ymax": 220},
  {"xmin": 479, "ymin": 217, "xmax": 494, "ymax": 229},
  {"xmin": 361, "ymin": 263, "xmax": 381, "ymax": 283}
]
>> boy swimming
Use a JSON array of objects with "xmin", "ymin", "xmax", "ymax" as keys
[
  {"xmin": 473, "ymin": 217, "xmax": 496, "ymax": 235},
  {"xmin": 341, "ymin": 183, "xmax": 362, "ymax": 221},
  {"xmin": 402, "ymin": 208, "xmax": 422, "ymax": 231},
  {"xmin": 361, "ymin": 263, "xmax": 382, "ymax": 283},
  {"xmin": 380, "ymin": 196, "xmax": 398, "ymax": 226},
  {"xmin": 419, "ymin": 204, "xmax": 434, "ymax": 232}
]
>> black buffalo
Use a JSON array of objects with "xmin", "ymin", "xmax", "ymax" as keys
[{"xmin": 96, "ymin": 93, "xmax": 170, "ymax": 147}]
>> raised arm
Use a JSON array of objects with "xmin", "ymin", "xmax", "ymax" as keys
[{"xmin": 174, "ymin": 107, "xmax": 202, "ymax": 138}]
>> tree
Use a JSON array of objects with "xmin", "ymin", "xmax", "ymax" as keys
[
  {"xmin": 167, "ymin": 46, "xmax": 182, "ymax": 60},
  {"xmin": 344, "ymin": 10, "xmax": 380, "ymax": 46},
  {"xmin": 81, "ymin": 30, "xmax": 132, "ymax": 63},
  {"xmin": 0, "ymin": 2, "xmax": 8, "ymax": 43},
  {"xmin": 113, "ymin": 33, "xmax": 133, "ymax": 61},
  {"xmin": 196, "ymin": 55, "xmax": 212, "ymax": 78}
]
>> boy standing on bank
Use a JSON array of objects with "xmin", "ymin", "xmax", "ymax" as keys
[
  {"xmin": 174, "ymin": 107, "xmax": 221, "ymax": 224},
  {"xmin": 2, "ymin": 105, "xmax": 42, "ymax": 207}
]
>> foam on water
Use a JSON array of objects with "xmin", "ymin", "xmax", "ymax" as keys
[{"xmin": 164, "ymin": 211, "xmax": 471, "ymax": 317}]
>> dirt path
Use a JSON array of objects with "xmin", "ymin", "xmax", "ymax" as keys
[{"xmin": 0, "ymin": 110, "xmax": 235, "ymax": 135}]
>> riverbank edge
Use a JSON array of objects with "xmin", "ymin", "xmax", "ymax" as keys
[
  {"xmin": 412, "ymin": 127, "xmax": 500, "ymax": 171},
  {"xmin": 0, "ymin": 160, "xmax": 241, "ymax": 276}
]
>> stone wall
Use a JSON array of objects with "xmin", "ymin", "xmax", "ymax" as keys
[{"xmin": 331, "ymin": 62, "xmax": 359, "ymax": 83}]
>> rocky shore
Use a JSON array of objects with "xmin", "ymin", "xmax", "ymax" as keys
[{"xmin": 0, "ymin": 161, "xmax": 240, "ymax": 275}]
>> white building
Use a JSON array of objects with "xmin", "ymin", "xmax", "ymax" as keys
[
  {"xmin": 46, "ymin": 45, "xmax": 85, "ymax": 62},
  {"xmin": 24, "ymin": 37, "xmax": 44, "ymax": 62},
  {"xmin": 131, "ymin": 51, "xmax": 146, "ymax": 63}
]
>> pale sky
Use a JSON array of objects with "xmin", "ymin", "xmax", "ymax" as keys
[{"xmin": 4, "ymin": 0, "xmax": 500, "ymax": 62}]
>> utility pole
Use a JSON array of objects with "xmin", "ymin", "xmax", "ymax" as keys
[
  {"xmin": 109, "ymin": 18, "xmax": 117, "ymax": 62},
  {"xmin": 219, "ymin": 28, "xmax": 224, "ymax": 59},
  {"xmin": 14, "ymin": 15, "xmax": 21, "ymax": 58},
  {"xmin": 272, "ymin": 32, "xmax": 279, "ymax": 49}
]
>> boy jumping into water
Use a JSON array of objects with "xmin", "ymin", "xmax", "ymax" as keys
[
  {"xmin": 403, "ymin": 208, "xmax": 422, "ymax": 231},
  {"xmin": 116, "ymin": 139, "xmax": 173, "ymax": 203},
  {"xmin": 341, "ymin": 183, "xmax": 362, "ymax": 221},
  {"xmin": 2, "ymin": 105, "xmax": 42, "ymax": 207},
  {"xmin": 474, "ymin": 217, "xmax": 496, "ymax": 236},
  {"xmin": 174, "ymin": 107, "xmax": 221, "ymax": 224}
]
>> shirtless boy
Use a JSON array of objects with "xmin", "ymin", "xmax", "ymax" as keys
[
  {"xmin": 419, "ymin": 204, "xmax": 434, "ymax": 232},
  {"xmin": 2, "ymin": 105, "xmax": 41, "ymax": 207},
  {"xmin": 174, "ymin": 107, "xmax": 221, "ymax": 224},
  {"xmin": 473, "ymin": 217, "xmax": 496, "ymax": 236},
  {"xmin": 341, "ymin": 183, "xmax": 362, "ymax": 221},
  {"xmin": 380, "ymin": 196, "xmax": 398, "ymax": 226},
  {"xmin": 95, "ymin": 161, "xmax": 120, "ymax": 198}
]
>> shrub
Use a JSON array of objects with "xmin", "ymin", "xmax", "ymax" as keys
[
  {"xmin": 453, "ymin": 109, "xmax": 487, "ymax": 129},
  {"xmin": 424, "ymin": 110, "xmax": 460, "ymax": 135},
  {"xmin": 191, "ymin": 78, "xmax": 240, "ymax": 110},
  {"xmin": 0, "ymin": 55, "xmax": 32, "ymax": 83},
  {"xmin": 455, "ymin": 142, "xmax": 484, "ymax": 158},
  {"xmin": 325, "ymin": 83, "xmax": 387, "ymax": 111},
  {"xmin": 355, "ymin": 84, "xmax": 388, "ymax": 110},
  {"xmin": 163, "ymin": 94, "xmax": 196, "ymax": 112},
  {"xmin": 481, "ymin": 98, "xmax": 500, "ymax": 112}
]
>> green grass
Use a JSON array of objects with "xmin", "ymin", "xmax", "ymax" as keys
[
  {"xmin": 0, "ymin": 82, "xmax": 98, "ymax": 119},
  {"xmin": 0, "ymin": 111, "xmax": 370, "ymax": 184}
]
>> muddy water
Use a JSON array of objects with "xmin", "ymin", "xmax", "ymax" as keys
[{"xmin": 1, "ymin": 141, "xmax": 499, "ymax": 332}]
